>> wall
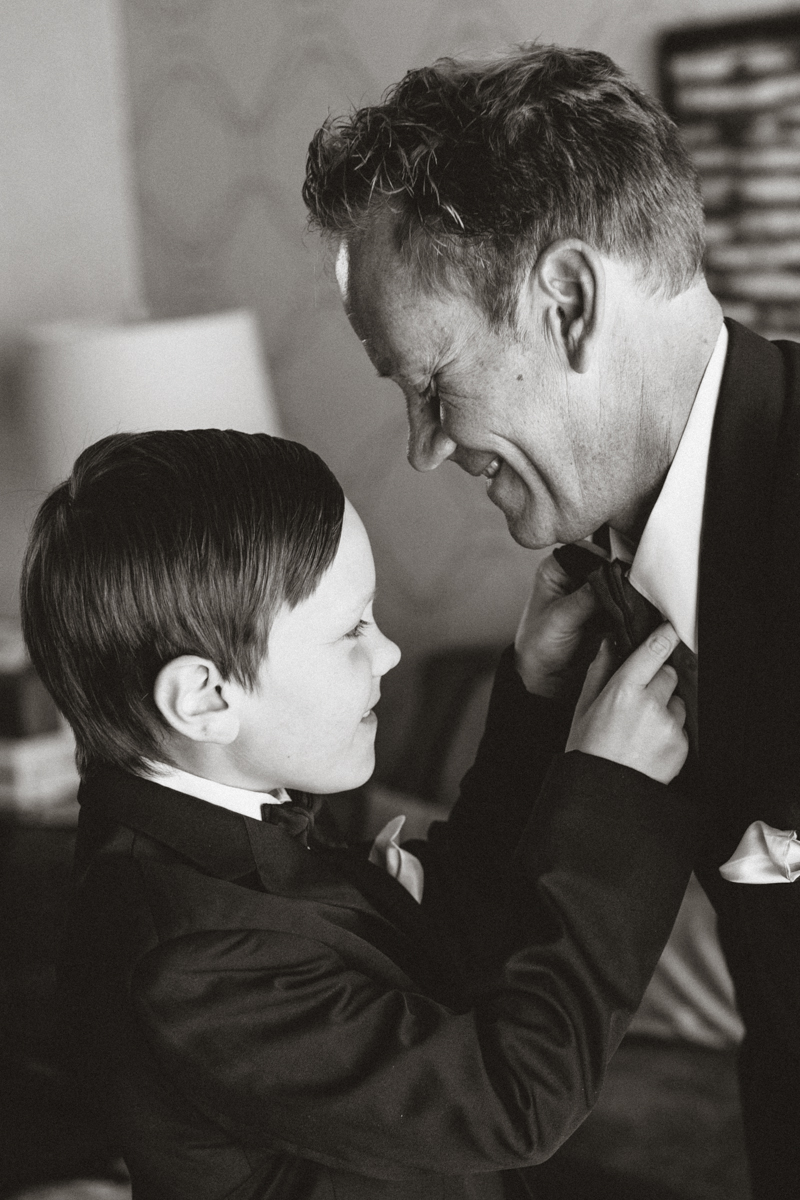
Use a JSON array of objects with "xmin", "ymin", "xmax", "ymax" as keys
[
  {"xmin": 120, "ymin": 0, "xmax": 797, "ymax": 774},
  {"xmin": 0, "ymin": 0, "xmax": 144, "ymax": 615}
]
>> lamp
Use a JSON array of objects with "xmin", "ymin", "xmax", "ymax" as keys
[
  {"xmin": 5, "ymin": 310, "xmax": 281, "ymax": 820},
  {"xmin": 20, "ymin": 308, "xmax": 282, "ymax": 489}
]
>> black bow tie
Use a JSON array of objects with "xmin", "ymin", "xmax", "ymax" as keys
[
  {"xmin": 260, "ymin": 793, "xmax": 345, "ymax": 849},
  {"xmin": 554, "ymin": 538, "xmax": 699, "ymax": 751},
  {"xmin": 553, "ymin": 541, "xmax": 663, "ymax": 659},
  {"xmin": 260, "ymin": 794, "xmax": 324, "ymax": 847}
]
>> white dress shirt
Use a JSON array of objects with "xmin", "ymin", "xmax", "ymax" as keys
[
  {"xmin": 144, "ymin": 762, "xmax": 290, "ymax": 817},
  {"xmin": 609, "ymin": 323, "xmax": 729, "ymax": 654}
]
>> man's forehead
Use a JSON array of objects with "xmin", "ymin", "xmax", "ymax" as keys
[
  {"xmin": 338, "ymin": 230, "xmax": 413, "ymax": 369},
  {"xmin": 334, "ymin": 240, "xmax": 350, "ymax": 301},
  {"xmin": 336, "ymin": 219, "xmax": 475, "ymax": 384}
]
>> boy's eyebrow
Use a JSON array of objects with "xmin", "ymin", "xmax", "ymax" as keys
[
  {"xmin": 351, "ymin": 586, "xmax": 377, "ymax": 616},
  {"xmin": 338, "ymin": 588, "xmax": 376, "ymax": 628}
]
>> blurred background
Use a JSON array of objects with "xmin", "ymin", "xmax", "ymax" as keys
[
  {"xmin": 5, "ymin": 0, "xmax": 800, "ymax": 777},
  {"xmin": 3, "ymin": 1, "xmax": 800, "ymax": 1197}
]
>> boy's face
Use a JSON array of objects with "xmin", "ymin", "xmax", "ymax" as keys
[{"xmin": 230, "ymin": 500, "xmax": 401, "ymax": 794}]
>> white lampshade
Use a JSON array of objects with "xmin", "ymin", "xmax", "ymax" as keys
[{"xmin": 20, "ymin": 309, "xmax": 282, "ymax": 488}]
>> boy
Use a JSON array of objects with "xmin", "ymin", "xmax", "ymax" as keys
[{"xmin": 21, "ymin": 430, "xmax": 692, "ymax": 1199}]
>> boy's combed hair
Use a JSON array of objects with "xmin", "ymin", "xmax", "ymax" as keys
[
  {"xmin": 21, "ymin": 430, "xmax": 345, "ymax": 777},
  {"xmin": 303, "ymin": 43, "xmax": 705, "ymax": 326}
]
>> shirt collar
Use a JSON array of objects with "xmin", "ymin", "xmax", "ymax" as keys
[
  {"xmin": 141, "ymin": 761, "xmax": 290, "ymax": 821},
  {"xmin": 612, "ymin": 323, "xmax": 728, "ymax": 655}
]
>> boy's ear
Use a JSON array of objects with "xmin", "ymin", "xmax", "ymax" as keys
[
  {"xmin": 153, "ymin": 656, "xmax": 240, "ymax": 745},
  {"xmin": 530, "ymin": 239, "xmax": 605, "ymax": 374}
]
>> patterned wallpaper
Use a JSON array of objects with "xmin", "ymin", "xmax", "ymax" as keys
[{"xmin": 119, "ymin": 0, "xmax": 793, "ymax": 775}]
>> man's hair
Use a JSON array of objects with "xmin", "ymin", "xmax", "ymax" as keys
[
  {"xmin": 304, "ymin": 43, "xmax": 705, "ymax": 326},
  {"xmin": 21, "ymin": 430, "xmax": 345, "ymax": 777}
]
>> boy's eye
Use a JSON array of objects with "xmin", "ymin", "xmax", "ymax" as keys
[{"xmin": 345, "ymin": 620, "xmax": 370, "ymax": 640}]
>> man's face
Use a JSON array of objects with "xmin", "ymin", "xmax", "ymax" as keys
[{"xmin": 341, "ymin": 226, "xmax": 638, "ymax": 549}]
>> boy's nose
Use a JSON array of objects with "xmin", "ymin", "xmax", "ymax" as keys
[{"xmin": 375, "ymin": 631, "xmax": 401, "ymax": 675}]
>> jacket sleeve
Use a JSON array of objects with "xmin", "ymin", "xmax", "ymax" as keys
[
  {"xmin": 133, "ymin": 751, "xmax": 697, "ymax": 1181},
  {"xmin": 427, "ymin": 645, "xmax": 577, "ymax": 861},
  {"xmin": 410, "ymin": 644, "xmax": 577, "ymax": 963}
]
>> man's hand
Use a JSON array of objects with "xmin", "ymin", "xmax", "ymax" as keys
[
  {"xmin": 566, "ymin": 623, "xmax": 688, "ymax": 784},
  {"xmin": 514, "ymin": 553, "xmax": 599, "ymax": 697}
]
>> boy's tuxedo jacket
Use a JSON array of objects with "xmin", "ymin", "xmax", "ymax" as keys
[
  {"xmin": 682, "ymin": 320, "xmax": 800, "ymax": 1197},
  {"xmin": 62, "ymin": 653, "xmax": 697, "ymax": 1200}
]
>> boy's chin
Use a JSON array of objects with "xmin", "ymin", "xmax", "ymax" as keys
[{"xmin": 306, "ymin": 752, "xmax": 376, "ymax": 797}]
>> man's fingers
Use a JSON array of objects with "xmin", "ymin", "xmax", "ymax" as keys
[
  {"xmin": 615, "ymin": 622, "xmax": 682, "ymax": 689},
  {"xmin": 573, "ymin": 638, "xmax": 618, "ymax": 723},
  {"xmin": 561, "ymin": 580, "xmax": 599, "ymax": 620},
  {"xmin": 535, "ymin": 552, "xmax": 575, "ymax": 600}
]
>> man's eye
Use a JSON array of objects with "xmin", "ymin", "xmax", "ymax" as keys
[
  {"xmin": 422, "ymin": 380, "xmax": 442, "ymax": 424},
  {"xmin": 345, "ymin": 620, "xmax": 370, "ymax": 640}
]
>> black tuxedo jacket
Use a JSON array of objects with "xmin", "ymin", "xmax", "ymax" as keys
[
  {"xmin": 61, "ymin": 652, "xmax": 697, "ymax": 1200},
  {"xmin": 689, "ymin": 319, "xmax": 800, "ymax": 1197}
]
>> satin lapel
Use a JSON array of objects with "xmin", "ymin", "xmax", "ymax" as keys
[
  {"xmin": 80, "ymin": 766, "xmax": 381, "ymax": 920},
  {"xmin": 699, "ymin": 321, "xmax": 786, "ymax": 847},
  {"xmin": 756, "ymin": 335, "xmax": 800, "ymax": 829},
  {"xmin": 81, "ymin": 768, "xmax": 466, "ymax": 1002}
]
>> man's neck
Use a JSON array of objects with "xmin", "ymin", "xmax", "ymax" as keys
[{"xmin": 610, "ymin": 281, "xmax": 724, "ymax": 542}]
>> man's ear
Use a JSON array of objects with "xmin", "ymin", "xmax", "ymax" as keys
[
  {"xmin": 153, "ymin": 656, "xmax": 240, "ymax": 745},
  {"xmin": 531, "ymin": 240, "xmax": 605, "ymax": 374}
]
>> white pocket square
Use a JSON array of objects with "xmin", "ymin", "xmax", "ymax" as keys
[
  {"xmin": 369, "ymin": 814, "xmax": 425, "ymax": 903},
  {"xmin": 719, "ymin": 820, "xmax": 800, "ymax": 884}
]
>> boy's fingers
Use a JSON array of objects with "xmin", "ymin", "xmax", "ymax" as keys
[
  {"xmin": 573, "ymin": 638, "xmax": 617, "ymax": 721},
  {"xmin": 667, "ymin": 693, "xmax": 687, "ymax": 727},
  {"xmin": 647, "ymin": 663, "xmax": 679, "ymax": 705},
  {"xmin": 616, "ymin": 622, "xmax": 682, "ymax": 689}
]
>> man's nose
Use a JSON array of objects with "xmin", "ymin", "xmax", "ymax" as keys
[{"xmin": 406, "ymin": 400, "xmax": 457, "ymax": 472}]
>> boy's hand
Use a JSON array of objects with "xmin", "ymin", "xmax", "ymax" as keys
[
  {"xmin": 514, "ymin": 553, "xmax": 599, "ymax": 697},
  {"xmin": 565, "ymin": 623, "xmax": 689, "ymax": 784}
]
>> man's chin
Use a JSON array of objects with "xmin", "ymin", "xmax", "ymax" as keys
[
  {"xmin": 498, "ymin": 504, "xmax": 553, "ymax": 551},
  {"xmin": 486, "ymin": 470, "xmax": 559, "ymax": 549}
]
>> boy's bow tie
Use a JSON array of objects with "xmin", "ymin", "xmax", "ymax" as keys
[{"xmin": 261, "ymin": 793, "xmax": 324, "ymax": 846}]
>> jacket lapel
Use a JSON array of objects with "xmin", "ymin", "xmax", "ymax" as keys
[
  {"xmin": 80, "ymin": 767, "xmax": 376, "ymax": 915},
  {"xmin": 79, "ymin": 767, "xmax": 464, "ymax": 1001},
  {"xmin": 755, "ymin": 334, "xmax": 800, "ymax": 830},
  {"xmin": 699, "ymin": 320, "xmax": 787, "ymax": 847}
]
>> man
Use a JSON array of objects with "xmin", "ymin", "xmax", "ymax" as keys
[{"xmin": 304, "ymin": 44, "xmax": 800, "ymax": 1198}]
